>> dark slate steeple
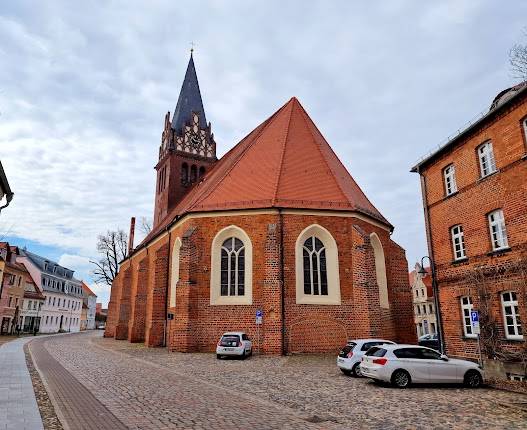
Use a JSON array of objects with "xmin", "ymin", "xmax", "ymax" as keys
[{"xmin": 171, "ymin": 52, "xmax": 207, "ymax": 134}]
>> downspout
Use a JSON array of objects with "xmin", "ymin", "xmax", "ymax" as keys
[
  {"xmin": 163, "ymin": 228, "xmax": 172, "ymax": 347},
  {"xmin": 279, "ymin": 209, "xmax": 286, "ymax": 355},
  {"xmin": 418, "ymin": 168, "xmax": 445, "ymax": 354}
]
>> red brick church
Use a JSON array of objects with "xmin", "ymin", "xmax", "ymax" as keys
[{"xmin": 105, "ymin": 53, "xmax": 415, "ymax": 353}]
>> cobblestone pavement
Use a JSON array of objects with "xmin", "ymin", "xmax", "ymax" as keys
[{"xmin": 41, "ymin": 332, "xmax": 527, "ymax": 430}]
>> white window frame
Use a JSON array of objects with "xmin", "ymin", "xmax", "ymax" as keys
[
  {"xmin": 295, "ymin": 224, "xmax": 340, "ymax": 305},
  {"xmin": 169, "ymin": 238, "xmax": 182, "ymax": 308},
  {"xmin": 523, "ymin": 117, "xmax": 527, "ymax": 145},
  {"xmin": 210, "ymin": 225, "xmax": 252, "ymax": 305},
  {"xmin": 478, "ymin": 141, "xmax": 497, "ymax": 178},
  {"xmin": 488, "ymin": 209, "xmax": 509, "ymax": 251},
  {"xmin": 451, "ymin": 225, "xmax": 466, "ymax": 260},
  {"xmin": 443, "ymin": 164, "xmax": 458, "ymax": 196},
  {"xmin": 501, "ymin": 291, "xmax": 523, "ymax": 340},
  {"xmin": 460, "ymin": 296, "xmax": 477, "ymax": 338}
]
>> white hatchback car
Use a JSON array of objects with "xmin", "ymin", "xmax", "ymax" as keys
[
  {"xmin": 216, "ymin": 332, "xmax": 253, "ymax": 359},
  {"xmin": 360, "ymin": 344, "xmax": 484, "ymax": 388},
  {"xmin": 337, "ymin": 339, "xmax": 395, "ymax": 377}
]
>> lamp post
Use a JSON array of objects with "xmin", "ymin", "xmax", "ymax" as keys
[{"xmin": 418, "ymin": 256, "xmax": 445, "ymax": 355}]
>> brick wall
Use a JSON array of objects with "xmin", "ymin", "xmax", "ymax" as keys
[
  {"xmin": 106, "ymin": 211, "xmax": 414, "ymax": 354},
  {"xmin": 418, "ymin": 91, "xmax": 527, "ymax": 363}
]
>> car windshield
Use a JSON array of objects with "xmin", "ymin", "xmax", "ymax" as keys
[
  {"xmin": 365, "ymin": 347, "xmax": 386, "ymax": 357},
  {"xmin": 220, "ymin": 335, "xmax": 240, "ymax": 346}
]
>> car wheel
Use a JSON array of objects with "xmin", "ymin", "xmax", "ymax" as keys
[
  {"xmin": 340, "ymin": 368, "xmax": 352, "ymax": 376},
  {"xmin": 241, "ymin": 350, "xmax": 246, "ymax": 360},
  {"xmin": 216, "ymin": 354, "xmax": 222, "ymax": 359},
  {"xmin": 391, "ymin": 370, "xmax": 411, "ymax": 388},
  {"xmin": 464, "ymin": 370, "xmax": 482, "ymax": 388},
  {"xmin": 352, "ymin": 363, "xmax": 363, "ymax": 377}
]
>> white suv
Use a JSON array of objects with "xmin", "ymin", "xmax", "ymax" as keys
[
  {"xmin": 337, "ymin": 339, "xmax": 395, "ymax": 377},
  {"xmin": 360, "ymin": 344, "xmax": 484, "ymax": 388},
  {"xmin": 216, "ymin": 332, "xmax": 253, "ymax": 359}
]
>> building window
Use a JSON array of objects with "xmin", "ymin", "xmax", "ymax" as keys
[
  {"xmin": 169, "ymin": 238, "xmax": 182, "ymax": 308},
  {"xmin": 477, "ymin": 141, "xmax": 497, "ymax": 178},
  {"xmin": 488, "ymin": 209, "xmax": 508, "ymax": 251},
  {"xmin": 220, "ymin": 238, "xmax": 245, "ymax": 297},
  {"xmin": 190, "ymin": 165, "xmax": 197, "ymax": 182},
  {"xmin": 443, "ymin": 164, "xmax": 457, "ymax": 195},
  {"xmin": 430, "ymin": 322, "xmax": 436, "ymax": 334},
  {"xmin": 302, "ymin": 236, "xmax": 327, "ymax": 296},
  {"xmin": 429, "ymin": 304, "xmax": 433, "ymax": 314},
  {"xmin": 370, "ymin": 233, "xmax": 389, "ymax": 309},
  {"xmin": 199, "ymin": 166, "xmax": 206, "ymax": 178},
  {"xmin": 416, "ymin": 305, "xmax": 421, "ymax": 315},
  {"xmin": 451, "ymin": 225, "xmax": 466, "ymax": 260},
  {"xmin": 210, "ymin": 226, "xmax": 252, "ymax": 305},
  {"xmin": 295, "ymin": 224, "xmax": 340, "ymax": 305},
  {"xmin": 461, "ymin": 296, "xmax": 476, "ymax": 338},
  {"xmin": 181, "ymin": 163, "xmax": 189, "ymax": 184},
  {"xmin": 523, "ymin": 117, "xmax": 527, "ymax": 147},
  {"xmin": 27, "ymin": 300, "xmax": 32, "ymax": 309},
  {"xmin": 501, "ymin": 291, "xmax": 523, "ymax": 340}
]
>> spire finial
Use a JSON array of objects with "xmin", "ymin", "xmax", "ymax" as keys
[{"xmin": 190, "ymin": 41, "xmax": 195, "ymax": 55}]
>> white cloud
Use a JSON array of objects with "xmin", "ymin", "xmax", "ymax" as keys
[{"xmin": 1, "ymin": 0, "xmax": 526, "ymax": 285}]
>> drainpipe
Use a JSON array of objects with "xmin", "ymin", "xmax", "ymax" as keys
[
  {"xmin": 417, "ymin": 168, "xmax": 446, "ymax": 354},
  {"xmin": 163, "ymin": 229, "xmax": 171, "ymax": 347},
  {"xmin": 279, "ymin": 209, "xmax": 286, "ymax": 356}
]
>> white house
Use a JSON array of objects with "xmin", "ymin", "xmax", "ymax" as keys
[
  {"xmin": 81, "ymin": 282, "xmax": 97, "ymax": 330},
  {"xmin": 19, "ymin": 250, "xmax": 84, "ymax": 333}
]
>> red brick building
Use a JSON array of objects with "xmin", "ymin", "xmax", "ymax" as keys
[
  {"xmin": 412, "ymin": 82, "xmax": 527, "ymax": 383},
  {"xmin": 105, "ymin": 54, "xmax": 415, "ymax": 354}
]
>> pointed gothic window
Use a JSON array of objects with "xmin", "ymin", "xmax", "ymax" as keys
[
  {"xmin": 295, "ymin": 224, "xmax": 340, "ymax": 305},
  {"xmin": 190, "ymin": 165, "xmax": 197, "ymax": 182},
  {"xmin": 220, "ymin": 238, "xmax": 245, "ymax": 297},
  {"xmin": 181, "ymin": 163, "xmax": 189, "ymax": 184},
  {"xmin": 302, "ymin": 237, "xmax": 328, "ymax": 296},
  {"xmin": 199, "ymin": 166, "xmax": 206, "ymax": 178},
  {"xmin": 210, "ymin": 226, "xmax": 253, "ymax": 305}
]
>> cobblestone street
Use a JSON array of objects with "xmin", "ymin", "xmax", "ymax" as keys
[{"xmin": 27, "ymin": 331, "xmax": 527, "ymax": 429}]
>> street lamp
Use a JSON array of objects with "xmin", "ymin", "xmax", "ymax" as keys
[{"xmin": 418, "ymin": 256, "xmax": 445, "ymax": 355}]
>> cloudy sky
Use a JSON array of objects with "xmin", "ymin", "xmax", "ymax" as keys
[{"xmin": 1, "ymin": 1, "xmax": 525, "ymax": 305}]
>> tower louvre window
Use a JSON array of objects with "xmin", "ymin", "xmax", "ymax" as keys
[
  {"xmin": 190, "ymin": 165, "xmax": 197, "ymax": 182},
  {"xmin": 181, "ymin": 163, "xmax": 189, "ymax": 184}
]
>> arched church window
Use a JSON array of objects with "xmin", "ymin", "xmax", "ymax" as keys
[
  {"xmin": 302, "ymin": 237, "xmax": 328, "ymax": 296},
  {"xmin": 190, "ymin": 165, "xmax": 197, "ymax": 182},
  {"xmin": 169, "ymin": 238, "xmax": 182, "ymax": 308},
  {"xmin": 295, "ymin": 224, "xmax": 340, "ymax": 305},
  {"xmin": 199, "ymin": 166, "xmax": 206, "ymax": 178},
  {"xmin": 370, "ymin": 233, "xmax": 389, "ymax": 309},
  {"xmin": 181, "ymin": 163, "xmax": 189, "ymax": 184},
  {"xmin": 220, "ymin": 237, "xmax": 245, "ymax": 297},
  {"xmin": 210, "ymin": 226, "xmax": 253, "ymax": 305}
]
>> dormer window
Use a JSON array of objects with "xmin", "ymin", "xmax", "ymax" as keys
[
  {"xmin": 443, "ymin": 164, "xmax": 457, "ymax": 196},
  {"xmin": 44, "ymin": 262, "xmax": 48, "ymax": 271},
  {"xmin": 477, "ymin": 141, "xmax": 497, "ymax": 178}
]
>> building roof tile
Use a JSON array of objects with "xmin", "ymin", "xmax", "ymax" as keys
[{"xmin": 138, "ymin": 97, "xmax": 390, "ymax": 249}]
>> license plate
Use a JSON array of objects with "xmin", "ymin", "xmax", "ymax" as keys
[
  {"xmin": 224, "ymin": 348, "xmax": 233, "ymax": 351},
  {"xmin": 338, "ymin": 358, "xmax": 345, "ymax": 363}
]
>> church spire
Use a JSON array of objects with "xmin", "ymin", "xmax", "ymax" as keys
[{"xmin": 171, "ymin": 52, "xmax": 207, "ymax": 134}]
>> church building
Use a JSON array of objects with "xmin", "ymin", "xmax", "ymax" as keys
[{"xmin": 105, "ymin": 53, "xmax": 415, "ymax": 354}]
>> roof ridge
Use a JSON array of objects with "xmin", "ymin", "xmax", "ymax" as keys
[
  {"xmin": 271, "ymin": 99, "xmax": 295, "ymax": 205},
  {"xmin": 298, "ymin": 102, "xmax": 389, "ymax": 226},
  {"xmin": 184, "ymin": 101, "xmax": 291, "ymax": 212},
  {"xmin": 296, "ymin": 102, "xmax": 349, "ymax": 204}
]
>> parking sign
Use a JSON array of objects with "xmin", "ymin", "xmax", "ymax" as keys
[{"xmin": 471, "ymin": 310, "xmax": 480, "ymax": 335}]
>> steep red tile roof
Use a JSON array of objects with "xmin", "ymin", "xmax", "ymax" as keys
[
  {"xmin": 81, "ymin": 281, "xmax": 96, "ymax": 297},
  {"xmin": 139, "ymin": 97, "xmax": 390, "ymax": 249}
]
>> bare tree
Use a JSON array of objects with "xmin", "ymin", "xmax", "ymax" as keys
[
  {"xmin": 90, "ymin": 229, "xmax": 128, "ymax": 286},
  {"xmin": 139, "ymin": 217, "xmax": 152, "ymax": 236},
  {"xmin": 509, "ymin": 28, "xmax": 527, "ymax": 81}
]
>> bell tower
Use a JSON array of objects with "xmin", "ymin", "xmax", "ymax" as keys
[{"xmin": 153, "ymin": 52, "xmax": 217, "ymax": 227}]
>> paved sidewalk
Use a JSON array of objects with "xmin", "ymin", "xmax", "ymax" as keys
[
  {"xmin": 29, "ymin": 337, "xmax": 127, "ymax": 430},
  {"xmin": 0, "ymin": 337, "xmax": 43, "ymax": 430}
]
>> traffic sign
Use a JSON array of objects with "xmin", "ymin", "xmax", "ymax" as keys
[
  {"xmin": 471, "ymin": 310, "xmax": 480, "ymax": 335},
  {"xmin": 256, "ymin": 309, "xmax": 263, "ymax": 325},
  {"xmin": 256, "ymin": 310, "xmax": 263, "ymax": 317}
]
